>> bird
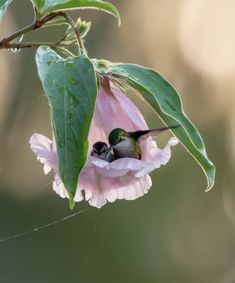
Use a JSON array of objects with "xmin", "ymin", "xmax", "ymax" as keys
[
  {"xmin": 105, "ymin": 125, "xmax": 180, "ymax": 161},
  {"xmin": 90, "ymin": 141, "xmax": 114, "ymax": 162}
]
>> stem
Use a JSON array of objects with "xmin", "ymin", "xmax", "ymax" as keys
[
  {"xmin": 0, "ymin": 23, "xmax": 36, "ymax": 46},
  {"xmin": 1, "ymin": 41, "xmax": 72, "ymax": 50},
  {"xmin": 34, "ymin": 7, "xmax": 40, "ymax": 22},
  {"xmin": 56, "ymin": 47, "xmax": 75, "ymax": 57},
  {"xmin": 57, "ymin": 12, "xmax": 86, "ymax": 55},
  {"xmin": 0, "ymin": 11, "xmax": 85, "ymax": 54},
  {"xmin": 55, "ymin": 25, "xmax": 71, "ymax": 45},
  {"xmin": 0, "ymin": 13, "xmax": 58, "ymax": 47}
]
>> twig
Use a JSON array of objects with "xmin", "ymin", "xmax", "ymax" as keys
[
  {"xmin": 0, "ymin": 11, "xmax": 85, "ymax": 54},
  {"xmin": 55, "ymin": 47, "xmax": 75, "ymax": 57},
  {"xmin": 1, "ymin": 41, "xmax": 72, "ymax": 50},
  {"xmin": 58, "ymin": 12, "xmax": 86, "ymax": 55}
]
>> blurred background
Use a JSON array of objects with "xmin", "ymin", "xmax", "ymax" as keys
[{"xmin": 0, "ymin": 0, "xmax": 234, "ymax": 282}]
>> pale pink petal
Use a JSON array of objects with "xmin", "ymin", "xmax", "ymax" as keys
[
  {"xmin": 135, "ymin": 137, "xmax": 178, "ymax": 178},
  {"xmin": 105, "ymin": 174, "xmax": 152, "ymax": 202},
  {"xmin": 78, "ymin": 167, "xmax": 152, "ymax": 208},
  {"xmin": 90, "ymin": 156, "xmax": 147, "ymax": 177},
  {"xmin": 29, "ymin": 133, "xmax": 57, "ymax": 174},
  {"xmin": 53, "ymin": 174, "xmax": 69, "ymax": 199},
  {"xmin": 43, "ymin": 164, "xmax": 51, "ymax": 175},
  {"xmin": 112, "ymin": 86, "xmax": 148, "ymax": 131},
  {"xmin": 78, "ymin": 168, "xmax": 107, "ymax": 208},
  {"xmin": 84, "ymin": 189, "xmax": 92, "ymax": 201},
  {"xmin": 92, "ymin": 86, "xmax": 148, "ymax": 136},
  {"xmin": 30, "ymin": 133, "xmax": 52, "ymax": 151},
  {"xmin": 88, "ymin": 119, "xmax": 108, "ymax": 151},
  {"xmin": 74, "ymin": 189, "xmax": 84, "ymax": 202},
  {"xmin": 139, "ymin": 138, "xmax": 159, "ymax": 162},
  {"xmin": 52, "ymin": 174, "xmax": 83, "ymax": 202}
]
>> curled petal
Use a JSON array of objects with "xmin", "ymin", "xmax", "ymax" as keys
[
  {"xmin": 90, "ymin": 156, "xmax": 147, "ymax": 177},
  {"xmin": 29, "ymin": 133, "xmax": 56, "ymax": 174},
  {"xmin": 135, "ymin": 137, "xmax": 178, "ymax": 177}
]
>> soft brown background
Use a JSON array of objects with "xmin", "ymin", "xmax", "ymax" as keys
[{"xmin": 0, "ymin": 1, "xmax": 234, "ymax": 282}]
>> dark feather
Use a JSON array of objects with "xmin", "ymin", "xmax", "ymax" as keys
[{"xmin": 129, "ymin": 125, "xmax": 180, "ymax": 140}]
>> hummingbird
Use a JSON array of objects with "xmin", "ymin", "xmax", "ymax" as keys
[
  {"xmin": 91, "ymin": 141, "xmax": 114, "ymax": 162},
  {"xmin": 105, "ymin": 125, "xmax": 180, "ymax": 161}
]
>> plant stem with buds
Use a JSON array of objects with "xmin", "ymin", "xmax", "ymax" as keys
[{"xmin": 0, "ymin": 11, "xmax": 85, "ymax": 54}]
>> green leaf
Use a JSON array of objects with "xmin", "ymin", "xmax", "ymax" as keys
[
  {"xmin": 36, "ymin": 46, "xmax": 98, "ymax": 202},
  {"xmin": 103, "ymin": 63, "xmax": 215, "ymax": 191},
  {"xmin": 35, "ymin": 0, "xmax": 120, "ymax": 25},
  {"xmin": 0, "ymin": 0, "xmax": 12, "ymax": 21}
]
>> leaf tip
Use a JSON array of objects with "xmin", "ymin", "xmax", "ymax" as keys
[
  {"xmin": 117, "ymin": 14, "xmax": 121, "ymax": 27},
  {"xmin": 69, "ymin": 196, "xmax": 75, "ymax": 210},
  {"xmin": 109, "ymin": 4, "xmax": 121, "ymax": 26},
  {"xmin": 204, "ymin": 163, "xmax": 216, "ymax": 192},
  {"xmin": 204, "ymin": 185, "xmax": 213, "ymax": 192}
]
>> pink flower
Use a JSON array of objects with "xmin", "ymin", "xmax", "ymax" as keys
[{"xmin": 30, "ymin": 83, "xmax": 178, "ymax": 208}]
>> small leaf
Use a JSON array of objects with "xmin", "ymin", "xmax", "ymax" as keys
[
  {"xmin": 0, "ymin": 0, "xmax": 12, "ymax": 21},
  {"xmin": 102, "ymin": 63, "xmax": 215, "ymax": 191},
  {"xmin": 76, "ymin": 18, "xmax": 91, "ymax": 38},
  {"xmin": 36, "ymin": 0, "xmax": 120, "ymax": 25},
  {"xmin": 63, "ymin": 18, "xmax": 91, "ymax": 44},
  {"xmin": 36, "ymin": 46, "xmax": 98, "ymax": 201}
]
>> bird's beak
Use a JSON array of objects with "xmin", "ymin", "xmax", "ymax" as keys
[{"xmin": 105, "ymin": 145, "xmax": 114, "ymax": 161}]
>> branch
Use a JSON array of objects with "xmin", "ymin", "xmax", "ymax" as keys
[
  {"xmin": 0, "ymin": 22, "xmax": 37, "ymax": 46},
  {"xmin": 0, "ymin": 11, "xmax": 84, "ymax": 53},
  {"xmin": 0, "ymin": 41, "xmax": 72, "ymax": 50}
]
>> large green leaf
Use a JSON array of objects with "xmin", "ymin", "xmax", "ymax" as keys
[
  {"xmin": 33, "ymin": 0, "xmax": 120, "ymax": 25},
  {"xmin": 36, "ymin": 47, "xmax": 97, "ymax": 207},
  {"xmin": 101, "ymin": 63, "xmax": 215, "ymax": 191},
  {"xmin": 0, "ymin": 0, "xmax": 12, "ymax": 21}
]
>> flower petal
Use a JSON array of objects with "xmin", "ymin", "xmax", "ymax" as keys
[
  {"xmin": 53, "ymin": 174, "xmax": 69, "ymax": 199},
  {"xmin": 111, "ymin": 86, "xmax": 148, "ymax": 131},
  {"xmin": 52, "ymin": 174, "xmax": 84, "ymax": 202},
  {"xmin": 88, "ymin": 119, "xmax": 108, "ymax": 151},
  {"xmin": 79, "ymin": 167, "xmax": 152, "ymax": 208},
  {"xmin": 29, "ymin": 133, "xmax": 57, "ymax": 174},
  {"xmin": 92, "ymin": 86, "xmax": 148, "ymax": 137},
  {"xmin": 105, "ymin": 174, "xmax": 152, "ymax": 202},
  {"xmin": 90, "ymin": 156, "xmax": 147, "ymax": 177},
  {"xmin": 134, "ymin": 137, "xmax": 179, "ymax": 177}
]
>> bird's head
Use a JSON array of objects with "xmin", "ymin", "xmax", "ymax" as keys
[
  {"xmin": 92, "ymin": 141, "xmax": 108, "ymax": 155},
  {"xmin": 108, "ymin": 128, "xmax": 129, "ymax": 146}
]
